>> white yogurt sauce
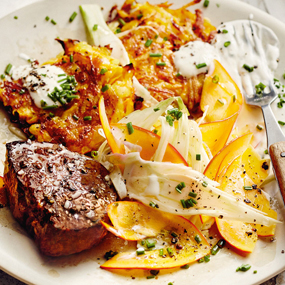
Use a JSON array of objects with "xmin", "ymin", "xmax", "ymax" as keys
[
  {"xmin": 173, "ymin": 41, "xmax": 220, "ymax": 77},
  {"xmin": 213, "ymin": 20, "xmax": 279, "ymax": 96},
  {"xmin": 12, "ymin": 64, "xmax": 66, "ymax": 108},
  {"xmin": 174, "ymin": 20, "xmax": 279, "ymax": 95}
]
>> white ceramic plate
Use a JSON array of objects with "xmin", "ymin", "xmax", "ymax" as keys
[{"xmin": 0, "ymin": 0, "xmax": 285, "ymax": 284}]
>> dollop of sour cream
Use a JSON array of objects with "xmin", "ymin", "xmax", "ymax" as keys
[
  {"xmin": 12, "ymin": 64, "xmax": 66, "ymax": 108},
  {"xmin": 173, "ymin": 41, "xmax": 220, "ymax": 78}
]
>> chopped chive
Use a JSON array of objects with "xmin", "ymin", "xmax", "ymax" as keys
[
  {"xmin": 243, "ymin": 185, "xmax": 253, "ymax": 190},
  {"xmin": 278, "ymin": 120, "xmax": 285, "ymax": 126},
  {"xmin": 176, "ymin": 73, "xmax": 181, "ymax": 77},
  {"xmin": 196, "ymin": 63, "xmax": 207, "ymax": 69},
  {"xmin": 45, "ymin": 16, "xmax": 50, "ymax": 21},
  {"xmin": 176, "ymin": 182, "xmax": 186, "ymax": 194},
  {"xmin": 115, "ymin": 28, "xmax": 121, "ymax": 34},
  {"xmin": 100, "ymin": 68, "xmax": 108, "ymax": 75},
  {"xmin": 153, "ymin": 129, "xmax": 158, "ymax": 134},
  {"xmin": 0, "ymin": 74, "xmax": 5, "ymax": 79},
  {"xmin": 180, "ymin": 199, "xmax": 187, "ymax": 208},
  {"xmin": 163, "ymin": 37, "xmax": 168, "ymax": 41},
  {"xmin": 212, "ymin": 75, "xmax": 219, "ymax": 84},
  {"xmin": 145, "ymin": 39, "xmax": 153, "ymax": 47},
  {"xmin": 264, "ymin": 149, "xmax": 268, "ymax": 154},
  {"xmin": 49, "ymin": 112, "xmax": 55, "ymax": 118},
  {"xmin": 154, "ymin": 107, "xmax": 160, "ymax": 112},
  {"xmin": 181, "ymin": 264, "xmax": 190, "ymax": 269},
  {"xmin": 204, "ymin": 255, "xmax": 210, "ymax": 262},
  {"xmin": 196, "ymin": 154, "xmax": 201, "ymax": 161},
  {"xmin": 93, "ymin": 24, "xmax": 98, "ymax": 31},
  {"xmin": 146, "ymin": 276, "xmax": 155, "ymax": 279},
  {"xmin": 149, "ymin": 53, "xmax": 162, "ymax": 57},
  {"xmin": 194, "ymin": 234, "xmax": 202, "ymax": 244},
  {"xmin": 14, "ymin": 16, "xmax": 18, "ymax": 20},
  {"xmin": 69, "ymin": 12, "xmax": 77, "ymax": 22},
  {"xmin": 126, "ymin": 122, "xmax": 134, "ymax": 134},
  {"xmin": 166, "ymin": 115, "xmax": 174, "ymax": 126},
  {"xmin": 203, "ymin": 0, "xmax": 210, "ymax": 7},
  {"xmin": 211, "ymin": 244, "xmax": 219, "ymax": 255},
  {"xmin": 188, "ymin": 191, "xmax": 197, "ymax": 198},
  {"xmin": 118, "ymin": 18, "xmax": 126, "ymax": 26},
  {"xmin": 191, "ymin": 198, "xmax": 197, "ymax": 204},
  {"xmin": 149, "ymin": 201, "xmax": 157, "ymax": 208},
  {"xmin": 236, "ymin": 264, "xmax": 251, "ymax": 272},
  {"xmin": 51, "ymin": 19, "xmax": 57, "ymax": 25},
  {"xmin": 42, "ymin": 105, "xmax": 58, "ymax": 110},
  {"xmin": 70, "ymin": 54, "xmax": 74, "ymax": 63},
  {"xmin": 233, "ymin": 95, "xmax": 236, "ymax": 102},
  {"xmin": 283, "ymin": 73, "xmax": 285, "ymax": 80},
  {"xmin": 159, "ymin": 248, "xmax": 164, "ymax": 256},
  {"xmin": 217, "ymin": 239, "xmax": 226, "ymax": 248},
  {"xmin": 243, "ymin": 64, "xmax": 254, "ymax": 72},
  {"xmin": 224, "ymin": 41, "xmax": 231, "ymax": 47},
  {"xmin": 198, "ymin": 258, "xmax": 204, "ymax": 263},
  {"xmin": 222, "ymin": 29, "xmax": 228, "ymax": 33},
  {"xmin": 253, "ymin": 270, "xmax": 257, "ymax": 274},
  {"xmin": 101, "ymin": 85, "xmax": 109, "ymax": 92},
  {"xmin": 136, "ymin": 248, "xmax": 145, "ymax": 255},
  {"xmin": 202, "ymin": 181, "xmax": 208, "ymax": 187},
  {"xmin": 146, "ymin": 239, "xmax": 156, "ymax": 249},
  {"xmin": 154, "ymin": 34, "xmax": 158, "ymax": 39},
  {"xmin": 171, "ymin": 232, "xmax": 178, "ymax": 237},
  {"xmin": 255, "ymin": 82, "xmax": 266, "ymax": 94},
  {"xmin": 167, "ymin": 247, "xmax": 174, "ymax": 256},
  {"xmin": 91, "ymin": 150, "xmax": 98, "ymax": 158},
  {"xmin": 137, "ymin": 13, "xmax": 143, "ymax": 20},
  {"xmin": 19, "ymin": 89, "xmax": 25, "ymax": 95},
  {"xmin": 4, "ymin": 63, "xmax": 12, "ymax": 75},
  {"xmin": 256, "ymin": 124, "xmax": 263, "ymax": 130},
  {"xmin": 217, "ymin": 99, "xmax": 224, "ymax": 105},
  {"xmin": 185, "ymin": 199, "xmax": 194, "ymax": 208},
  {"xmin": 57, "ymin": 77, "xmax": 68, "ymax": 83},
  {"xmin": 58, "ymin": 73, "xmax": 66, "ymax": 77},
  {"xmin": 83, "ymin": 116, "xmax": 92, "ymax": 121},
  {"xmin": 156, "ymin": 62, "xmax": 166, "ymax": 66}
]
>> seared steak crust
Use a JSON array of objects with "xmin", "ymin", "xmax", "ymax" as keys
[{"xmin": 4, "ymin": 140, "xmax": 117, "ymax": 256}]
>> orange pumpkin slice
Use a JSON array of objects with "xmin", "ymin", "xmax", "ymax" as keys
[
  {"xmin": 199, "ymin": 112, "xmax": 238, "ymax": 157},
  {"xmin": 218, "ymin": 155, "xmax": 276, "ymax": 238},
  {"xmin": 200, "ymin": 59, "xmax": 243, "ymax": 122},
  {"xmin": 101, "ymin": 201, "xmax": 210, "ymax": 269},
  {"xmin": 215, "ymin": 219, "xmax": 258, "ymax": 253},
  {"xmin": 204, "ymin": 133, "xmax": 252, "ymax": 181}
]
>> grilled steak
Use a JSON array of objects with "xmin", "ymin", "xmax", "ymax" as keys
[{"xmin": 4, "ymin": 140, "xmax": 117, "ymax": 256}]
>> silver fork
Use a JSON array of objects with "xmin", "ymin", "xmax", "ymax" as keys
[{"xmin": 242, "ymin": 23, "xmax": 285, "ymax": 203}]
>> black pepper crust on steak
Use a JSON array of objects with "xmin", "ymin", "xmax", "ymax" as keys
[{"xmin": 4, "ymin": 140, "xmax": 117, "ymax": 256}]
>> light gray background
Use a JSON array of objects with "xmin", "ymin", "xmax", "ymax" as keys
[{"xmin": 0, "ymin": 0, "xmax": 284, "ymax": 284}]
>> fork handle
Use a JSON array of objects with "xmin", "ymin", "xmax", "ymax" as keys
[
  {"xmin": 269, "ymin": 142, "xmax": 285, "ymax": 203},
  {"xmin": 262, "ymin": 104, "xmax": 285, "ymax": 147},
  {"xmin": 262, "ymin": 104, "xmax": 285, "ymax": 203}
]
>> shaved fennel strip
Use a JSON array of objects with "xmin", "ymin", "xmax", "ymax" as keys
[
  {"xmin": 152, "ymin": 117, "xmax": 174, "ymax": 162},
  {"xmin": 110, "ymin": 152, "xmax": 279, "ymax": 226},
  {"xmin": 119, "ymin": 97, "xmax": 177, "ymax": 129}
]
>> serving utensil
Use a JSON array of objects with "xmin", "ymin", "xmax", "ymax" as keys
[{"xmin": 242, "ymin": 24, "xmax": 285, "ymax": 204}]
